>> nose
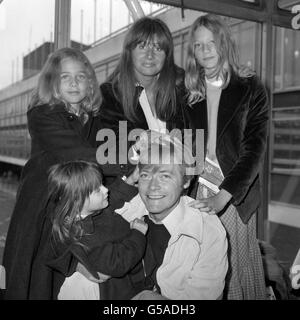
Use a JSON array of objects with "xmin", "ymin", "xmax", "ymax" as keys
[
  {"xmin": 202, "ymin": 43, "xmax": 210, "ymax": 52},
  {"xmin": 69, "ymin": 77, "xmax": 78, "ymax": 87},
  {"xmin": 149, "ymin": 176, "xmax": 160, "ymax": 190},
  {"xmin": 202, "ymin": 43, "xmax": 212, "ymax": 53},
  {"xmin": 100, "ymin": 185, "xmax": 108, "ymax": 195},
  {"xmin": 146, "ymin": 47, "xmax": 155, "ymax": 59}
]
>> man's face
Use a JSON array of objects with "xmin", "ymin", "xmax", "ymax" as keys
[{"xmin": 138, "ymin": 163, "xmax": 189, "ymax": 222}]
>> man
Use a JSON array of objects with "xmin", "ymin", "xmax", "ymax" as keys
[{"xmin": 117, "ymin": 132, "xmax": 228, "ymax": 300}]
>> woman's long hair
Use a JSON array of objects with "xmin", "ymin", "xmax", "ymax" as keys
[
  {"xmin": 109, "ymin": 17, "xmax": 182, "ymax": 123},
  {"xmin": 29, "ymin": 47, "xmax": 102, "ymax": 116},
  {"xmin": 185, "ymin": 14, "xmax": 254, "ymax": 104},
  {"xmin": 48, "ymin": 161, "xmax": 103, "ymax": 246}
]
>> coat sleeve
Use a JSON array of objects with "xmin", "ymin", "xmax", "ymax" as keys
[
  {"xmin": 107, "ymin": 177, "xmax": 138, "ymax": 211},
  {"xmin": 28, "ymin": 106, "xmax": 96, "ymax": 162},
  {"xmin": 219, "ymin": 77, "xmax": 269, "ymax": 204},
  {"xmin": 72, "ymin": 229, "xmax": 146, "ymax": 278},
  {"xmin": 45, "ymin": 242, "xmax": 78, "ymax": 277}
]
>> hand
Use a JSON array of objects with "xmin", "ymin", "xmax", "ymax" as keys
[
  {"xmin": 188, "ymin": 189, "xmax": 232, "ymax": 214},
  {"xmin": 124, "ymin": 166, "xmax": 139, "ymax": 186},
  {"xmin": 96, "ymin": 271, "xmax": 111, "ymax": 283},
  {"xmin": 130, "ymin": 217, "xmax": 148, "ymax": 235},
  {"xmin": 76, "ymin": 262, "xmax": 111, "ymax": 283},
  {"xmin": 133, "ymin": 130, "xmax": 164, "ymax": 153},
  {"xmin": 188, "ymin": 199, "xmax": 217, "ymax": 215}
]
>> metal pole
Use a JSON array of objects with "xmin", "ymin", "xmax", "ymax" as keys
[
  {"xmin": 123, "ymin": 0, "xmax": 145, "ymax": 21},
  {"xmin": 80, "ymin": 9, "xmax": 83, "ymax": 46},
  {"xmin": 257, "ymin": 0, "xmax": 276, "ymax": 241},
  {"xmin": 54, "ymin": 0, "xmax": 71, "ymax": 50},
  {"xmin": 94, "ymin": 0, "xmax": 97, "ymax": 42},
  {"xmin": 109, "ymin": 0, "xmax": 112, "ymax": 34}
]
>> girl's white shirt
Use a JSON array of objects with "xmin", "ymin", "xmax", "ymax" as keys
[{"xmin": 58, "ymin": 271, "xmax": 100, "ymax": 300}]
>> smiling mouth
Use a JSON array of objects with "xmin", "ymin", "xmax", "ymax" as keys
[{"xmin": 147, "ymin": 195, "xmax": 165, "ymax": 200}]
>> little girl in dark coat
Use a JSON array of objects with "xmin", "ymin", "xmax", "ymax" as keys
[{"xmin": 45, "ymin": 161, "xmax": 147, "ymax": 300}]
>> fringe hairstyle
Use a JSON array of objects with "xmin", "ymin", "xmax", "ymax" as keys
[
  {"xmin": 108, "ymin": 17, "xmax": 182, "ymax": 123},
  {"xmin": 185, "ymin": 14, "xmax": 255, "ymax": 105},
  {"xmin": 29, "ymin": 47, "xmax": 101, "ymax": 116},
  {"xmin": 47, "ymin": 160, "xmax": 103, "ymax": 246}
]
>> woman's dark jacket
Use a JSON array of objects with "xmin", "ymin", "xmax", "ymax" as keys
[
  {"xmin": 187, "ymin": 75, "xmax": 269, "ymax": 224},
  {"xmin": 88, "ymin": 79, "xmax": 190, "ymax": 183},
  {"xmin": 45, "ymin": 178, "xmax": 145, "ymax": 300},
  {"xmin": 2, "ymin": 103, "xmax": 118, "ymax": 299}
]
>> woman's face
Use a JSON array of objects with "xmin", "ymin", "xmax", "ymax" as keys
[
  {"xmin": 131, "ymin": 35, "xmax": 166, "ymax": 84},
  {"xmin": 193, "ymin": 26, "xmax": 219, "ymax": 77}
]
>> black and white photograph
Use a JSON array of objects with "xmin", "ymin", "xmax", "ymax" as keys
[{"xmin": 0, "ymin": 0, "xmax": 299, "ymax": 308}]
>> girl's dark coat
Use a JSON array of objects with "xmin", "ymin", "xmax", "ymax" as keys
[{"xmin": 187, "ymin": 75, "xmax": 269, "ymax": 224}]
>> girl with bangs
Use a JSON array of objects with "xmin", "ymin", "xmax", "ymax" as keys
[
  {"xmin": 2, "ymin": 48, "xmax": 119, "ymax": 299},
  {"xmin": 185, "ymin": 14, "xmax": 269, "ymax": 299},
  {"xmin": 45, "ymin": 161, "xmax": 147, "ymax": 300},
  {"xmin": 89, "ymin": 17, "xmax": 190, "ymax": 186}
]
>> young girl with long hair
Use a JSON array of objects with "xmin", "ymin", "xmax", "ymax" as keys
[
  {"xmin": 2, "ymin": 47, "xmax": 116, "ymax": 299},
  {"xmin": 185, "ymin": 14, "xmax": 269, "ymax": 299},
  {"xmin": 46, "ymin": 160, "xmax": 147, "ymax": 300}
]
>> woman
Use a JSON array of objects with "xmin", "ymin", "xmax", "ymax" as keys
[
  {"xmin": 2, "ymin": 47, "xmax": 107, "ymax": 299},
  {"xmin": 89, "ymin": 17, "xmax": 190, "ymax": 185},
  {"xmin": 185, "ymin": 14, "xmax": 269, "ymax": 299}
]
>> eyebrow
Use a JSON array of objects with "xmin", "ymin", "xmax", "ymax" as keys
[
  {"xmin": 194, "ymin": 40, "xmax": 215, "ymax": 44},
  {"xmin": 60, "ymin": 71, "xmax": 86, "ymax": 74},
  {"xmin": 157, "ymin": 169, "xmax": 173, "ymax": 174}
]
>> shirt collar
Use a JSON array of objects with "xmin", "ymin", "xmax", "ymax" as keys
[
  {"xmin": 135, "ymin": 82, "xmax": 144, "ymax": 88},
  {"xmin": 159, "ymin": 196, "xmax": 203, "ymax": 244},
  {"xmin": 65, "ymin": 104, "xmax": 89, "ymax": 125},
  {"xmin": 116, "ymin": 195, "xmax": 204, "ymax": 244},
  {"xmin": 205, "ymin": 76, "xmax": 223, "ymax": 88}
]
